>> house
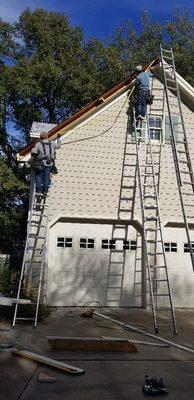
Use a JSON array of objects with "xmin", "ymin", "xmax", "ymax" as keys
[{"xmin": 18, "ymin": 58, "xmax": 194, "ymax": 310}]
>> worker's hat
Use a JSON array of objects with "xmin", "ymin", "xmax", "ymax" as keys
[{"xmin": 135, "ymin": 65, "xmax": 142, "ymax": 72}]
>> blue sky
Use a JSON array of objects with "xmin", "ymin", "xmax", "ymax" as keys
[{"xmin": 0, "ymin": 0, "xmax": 193, "ymax": 40}]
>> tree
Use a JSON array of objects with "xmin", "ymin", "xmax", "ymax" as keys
[{"xmin": 7, "ymin": 9, "xmax": 106, "ymax": 142}]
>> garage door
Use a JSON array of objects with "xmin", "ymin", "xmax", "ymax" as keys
[{"xmin": 46, "ymin": 222, "xmax": 141, "ymax": 307}]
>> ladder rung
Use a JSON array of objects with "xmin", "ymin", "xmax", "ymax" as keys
[
  {"xmin": 145, "ymin": 205, "xmax": 158, "ymax": 210},
  {"xmin": 167, "ymin": 86, "xmax": 177, "ymax": 91},
  {"xmin": 152, "ymin": 279, "xmax": 167, "ymax": 282},
  {"xmin": 120, "ymin": 197, "xmax": 133, "ymax": 201},
  {"xmin": 162, "ymin": 48, "xmax": 172, "ymax": 53},
  {"xmin": 16, "ymin": 317, "xmax": 35, "ymax": 321},
  {"xmin": 29, "ymin": 234, "xmax": 45, "ymax": 239},
  {"xmin": 145, "ymin": 217, "xmax": 158, "ymax": 221},
  {"xmin": 146, "ymin": 228, "xmax": 160, "ymax": 232},
  {"xmin": 148, "ymin": 252, "xmax": 163, "ymax": 255},
  {"xmin": 122, "ymin": 185, "xmax": 135, "ymax": 189},
  {"xmin": 180, "ymin": 171, "xmax": 192, "ymax": 175},
  {"xmin": 107, "ymin": 286, "xmax": 122, "ymax": 289},
  {"xmin": 144, "ymin": 195, "xmax": 157, "ymax": 199},
  {"xmin": 119, "ymin": 209, "xmax": 132, "ymax": 212},
  {"xmin": 31, "ymin": 212, "xmax": 47, "ymax": 217}
]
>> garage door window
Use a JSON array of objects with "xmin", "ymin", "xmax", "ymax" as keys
[
  {"xmin": 184, "ymin": 242, "xmax": 194, "ymax": 253},
  {"xmin": 80, "ymin": 238, "xmax": 95, "ymax": 249},
  {"xmin": 57, "ymin": 237, "xmax": 72, "ymax": 248},
  {"xmin": 102, "ymin": 239, "xmax": 116, "ymax": 249},
  {"xmin": 165, "ymin": 242, "xmax": 177, "ymax": 252}
]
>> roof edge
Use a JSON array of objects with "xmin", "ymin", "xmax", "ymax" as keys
[{"xmin": 19, "ymin": 58, "xmax": 159, "ymax": 158}]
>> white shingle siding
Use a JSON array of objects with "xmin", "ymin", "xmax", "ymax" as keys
[{"xmin": 43, "ymin": 75, "xmax": 194, "ymax": 307}]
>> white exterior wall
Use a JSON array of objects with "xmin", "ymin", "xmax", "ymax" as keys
[{"xmin": 45, "ymin": 75, "xmax": 194, "ymax": 307}]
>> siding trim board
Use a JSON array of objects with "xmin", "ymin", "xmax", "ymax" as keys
[{"xmin": 49, "ymin": 216, "xmax": 143, "ymax": 234}]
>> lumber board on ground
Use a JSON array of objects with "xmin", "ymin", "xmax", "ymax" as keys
[
  {"xmin": 47, "ymin": 336, "xmax": 137, "ymax": 352},
  {"xmin": 12, "ymin": 349, "xmax": 85, "ymax": 375},
  {"xmin": 100, "ymin": 336, "xmax": 169, "ymax": 347},
  {"xmin": 38, "ymin": 372, "xmax": 56, "ymax": 382},
  {"xmin": 0, "ymin": 296, "xmax": 31, "ymax": 306}
]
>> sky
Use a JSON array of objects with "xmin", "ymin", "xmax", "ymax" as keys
[{"xmin": 0, "ymin": 0, "xmax": 193, "ymax": 40}]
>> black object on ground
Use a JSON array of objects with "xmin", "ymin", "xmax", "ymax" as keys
[{"xmin": 143, "ymin": 375, "xmax": 168, "ymax": 395}]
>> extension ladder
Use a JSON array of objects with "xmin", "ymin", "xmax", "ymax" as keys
[
  {"xmin": 12, "ymin": 189, "xmax": 48, "ymax": 327},
  {"xmin": 160, "ymin": 45, "xmax": 194, "ymax": 270},
  {"xmin": 132, "ymin": 105, "xmax": 177, "ymax": 334},
  {"xmin": 105, "ymin": 92, "xmax": 137, "ymax": 306}
]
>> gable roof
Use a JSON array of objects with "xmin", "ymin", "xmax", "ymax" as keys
[
  {"xmin": 18, "ymin": 56, "xmax": 194, "ymax": 159},
  {"xmin": 18, "ymin": 58, "xmax": 159, "ymax": 159}
]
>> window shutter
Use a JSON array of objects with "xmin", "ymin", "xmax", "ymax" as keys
[{"xmin": 165, "ymin": 115, "xmax": 179, "ymax": 143}]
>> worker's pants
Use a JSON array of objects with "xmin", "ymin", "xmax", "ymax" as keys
[
  {"xmin": 137, "ymin": 89, "xmax": 149, "ymax": 117},
  {"xmin": 35, "ymin": 166, "xmax": 52, "ymax": 193}
]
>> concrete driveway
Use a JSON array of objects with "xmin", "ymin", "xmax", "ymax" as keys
[{"xmin": 1, "ymin": 307, "xmax": 194, "ymax": 400}]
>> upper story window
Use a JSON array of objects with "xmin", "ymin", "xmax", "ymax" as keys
[
  {"xmin": 132, "ymin": 113, "xmax": 179, "ymax": 144},
  {"xmin": 149, "ymin": 116, "xmax": 162, "ymax": 141},
  {"xmin": 80, "ymin": 238, "xmax": 95, "ymax": 249}
]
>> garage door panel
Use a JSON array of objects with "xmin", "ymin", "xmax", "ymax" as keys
[{"xmin": 49, "ymin": 271, "xmax": 108, "ymax": 287}]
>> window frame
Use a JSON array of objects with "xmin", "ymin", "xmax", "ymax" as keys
[
  {"xmin": 101, "ymin": 239, "xmax": 116, "ymax": 250},
  {"xmin": 56, "ymin": 237, "xmax": 73, "ymax": 248},
  {"xmin": 164, "ymin": 242, "xmax": 177, "ymax": 253},
  {"xmin": 80, "ymin": 238, "xmax": 95, "ymax": 249},
  {"xmin": 184, "ymin": 242, "xmax": 194, "ymax": 253}
]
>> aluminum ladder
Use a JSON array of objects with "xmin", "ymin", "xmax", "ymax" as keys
[
  {"xmin": 160, "ymin": 45, "xmax": 194, "ymax": 270},
  {"xmin": 12, "ymin": 190, "xmax": 48, "ymax": 328},
  {"xmin": 132, "ymin": 106, "xmax": 177, "ymax": 334},
  {"xmin": 105, "ymin": 91, "xmax": 137, "ymax": 306}
]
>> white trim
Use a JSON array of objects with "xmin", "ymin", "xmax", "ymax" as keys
[{"xmin": 59, "ymin": 89, "xmax": 130, "ymax": 144}]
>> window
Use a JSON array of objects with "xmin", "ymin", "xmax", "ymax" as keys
[
  {"xmin": 57, "ymin": 237, "xmax": 64, "ymax": 247},
  {"xmin": 80, "ymin": 238, "xmax": 95, "ymax": 249},
  {"xmin": 164, "ymin": 242, "xmax": 177, "ymax": 252},
  {"xmin": 184, "ymin": 242, "xmax": 194, "ymax": 253},
  {"xmin": 123, "ymin": 240, "xmax": 137, "ymax": 250},
  {"xmin": 123, "ymin": 240, "xmax": 130, "ymax": 250},
  {"xmin": 102, "ymin": 239, "xmax": 116, "ymax": 249},
  {"xmin": 149, "ymin": 116, "xmax": 162, "ymax": 141},
  {"xmin": 57, "ymin": 237, "xmax": 72, "ymax": 248},
  {"xmin": 130, "ymin": 240, "xmax": 137, "ymax": 250}
]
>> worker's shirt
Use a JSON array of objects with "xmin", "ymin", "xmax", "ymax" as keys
[
  {"xmin": 136, "ymin": 71, "xmax": 153, "ymax": 90},
  {"xmin": 31, "ymin": 139, "xmax": 61, "ymax": 159}
]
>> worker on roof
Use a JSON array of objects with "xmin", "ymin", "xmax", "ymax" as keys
[
  {"xmin": 135, "ymin": 65, "xmax": 153, "ymax": 120},
  {"xmin": 31, "ymin": 132, "xmax": 61, "ymax": 194}
]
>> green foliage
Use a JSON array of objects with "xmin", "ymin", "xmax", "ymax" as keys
[
  {"xmin": 0, "ymin": 157, "xmax": 27, "ymax": 262},
  {"xmin": 0, "ymin": 7, "xmax": 193, "ymax": 288}
]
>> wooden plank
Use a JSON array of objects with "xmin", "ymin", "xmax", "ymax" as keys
[
  {"xmin": 0, "ymin": 296, "xmax": 31, "ymax": 306},
  {"xmin": 100, "ymin": 336, "xmax": 169, "ymax": 348},
  {"xmin": 47, "ymin": 336, "xmax": 137, "ymax": 352},
  {"xmin": 38, "ymin": 372, "xmax": 56, "ymax": 382},
  {"xmin": 12, "ymin": 349, "xmax": 85, "ymax": 375}
]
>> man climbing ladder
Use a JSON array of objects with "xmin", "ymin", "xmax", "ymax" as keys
[{"xmin": 31, "ymin": 132, "xmax": 61, "ymax": 194}]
